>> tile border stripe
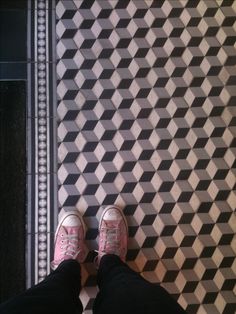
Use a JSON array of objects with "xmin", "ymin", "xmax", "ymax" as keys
[{"xmin": 27, "ymin": 0, "xmax": 57, "ymax": 286}]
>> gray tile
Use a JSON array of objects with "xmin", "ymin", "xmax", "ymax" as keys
[{"xmin": 55, "ymin": 0, "xmax": 236, "ymax": 312}]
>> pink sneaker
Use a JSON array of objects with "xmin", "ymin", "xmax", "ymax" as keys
[
  {"xmin": 95, "ymin": 205, "xmax": 128, "ymax": 267},
  {"xmin": 51, "ymin": 209, "xmax": 87, "ymax": 270}
]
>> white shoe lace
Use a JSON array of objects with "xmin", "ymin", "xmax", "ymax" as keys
[
  {"xmin": 101, "ymin": 226, "xmax": 121, "ymax": 255},
  {"xmin": 51, "ymin": 234, "xmax": 81, "ymax": 270},
  {"xmin": 59, "ymin": 233, "xmax": 80, "ymax": 259},
  {"xmin": 94, "ymin": 225, "xmax": 121, "ymax": 268}
]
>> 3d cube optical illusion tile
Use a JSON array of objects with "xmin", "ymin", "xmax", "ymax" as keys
[{"xmin": 56, "ymin": 1, "xmax": 236, "ymax": 313}]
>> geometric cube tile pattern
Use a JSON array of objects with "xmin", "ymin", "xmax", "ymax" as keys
[{"xmin": 56, "ymin": 1, "xmax": 236, "ymax": 313}]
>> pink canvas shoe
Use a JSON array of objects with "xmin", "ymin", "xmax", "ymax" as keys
[
  {"xmin": 51, "ymin": 209, "xmax": 87, "ymax": 270},
  {"xmin": 95, "ymin": 205, "xmax": 128, "ymax": 267}
]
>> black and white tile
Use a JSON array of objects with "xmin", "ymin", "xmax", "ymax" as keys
[
  {"xmin": 55, "ymin": 0, "xmax": 236, "ymax": 313},
  {"xmin": 27, "ymin": 0, "xmax": 57, "ymax": 286}
]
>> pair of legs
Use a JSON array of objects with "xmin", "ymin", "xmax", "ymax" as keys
[{"xmin": 0, "ymin": 206, "xmax": 186, "ymax": 314}]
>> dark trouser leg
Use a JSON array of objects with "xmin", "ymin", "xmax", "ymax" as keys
[
  {"xmin": 93, "ymin": 254, "xmax": 186, "ymax": 314},
  {"xmin": 0, "ymin": 260, "xmax": 83, "ymax": 314}
]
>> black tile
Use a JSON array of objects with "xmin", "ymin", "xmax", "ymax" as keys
[
  {"xmin": 162, "ymin": 247, "xmax": 177, "ymax": 258},
  {"xmin": 63, "ymin": 110, "xmax": 79, "ymax": 121},
  {"xmin": 216, "ymin": 212, "xmax": 232, "ymax": 223},
  {"xmin": 63, "ymin": 69, "xmax": 78, "ymax": 79},
  {"xmin": 203, "ymin": 292, "xmax": 218, "ymax": 304},
  {"xmin": 0, "ymin": 62, "xmax": 27, "ymax": 80},
  {"xmin": 84, "ymin": 162, "xmax": 99, "ymax": 173},
  {"xmin": 188, "ymin": 17, "xmax": 201, "ymax": 26},
  {"xmin": 98, "ymin": 29, "xmax": 112, "ymax": 39},
  {"xmin": 183, "ymin": 281, "xmax": 198, "ymax": 293},
  {"xmin": 80, "ymin": 19, "xmax": 95, "ymax": 29},
  {"xmin": 117, "ymin": 19, "xmax": 130, "ymax": 28},
  {"xmin": 102, "ymin": 194, "xmax": 118, "ymax": 205},
  {"xmin": 62, "ymin": 29, "xmax": 77, "ymax": 39},
  {"xmin": 142, "ymin": 236, "xmax": 157, "ymax": 248},
  {"xmin": 134, "ymin": 28, "xmax": 148, "ymax": 38},
  {"xmin": 79, "ymin": 0, "xmax": 95, "ymax": 9},
  {"xmin": 120, "ymin": 140, "xmax": 135, "ymax": 150},
  {"xmin": 126, "ymin": 249, "xmax": 139, "ymax": 261},
  {"xmin": 181, "ymin": 235, "xmax": 195, "ymax": 247},
  {"xmin": 124, "ymin": 205, "xmax": 137, "ymax": 216},
  {"xmin": 0, "ymin": 10, "xmax": 27, "ymax": 62},
  {"xmin": 84, "ymin": 184, "xmax": 99, "ymax": 195},
  {"xmin": 81, "ymin": 40, "xmax": 94, "ymax": 49},
  {"xmin": 117, "ymin": 38, "xmax": 131, "ymax": 48},
  {"xmin": 64, "ymin": 174, "xmax": 79, "ymax": 185},
  {"xmin": 174, "ymin": 128, "xmax": 189, "ymax": 138},
  {"xmin": 62, "ymin": 49, "xmax": 77, "ymax": 59},
  {"xmin": 64, "ymin": 195, "xmax": 80, "ymax": 206},
  {"xmin": 178, "ymin": 192, "xmax": 192, "ymax": 202},
  {"xmin": 119, "ymin": 120, "xmax": 134, "ymax": 130},
  {"xmin": 61, "ymin": 10, "xmax": 76, "ymax": 19},
  {"xmin": 64, "ymin": 131, "xmax": 77, "ymax": 142},
  {"xmin": 137, "ymin": 108, "xmax": 152, "ymax": 118},
  {"xmin": 160, "ymin": 202, "xmax": 175, "ymax": 213},
  {"xmin": 159, "ymin": 181, "xmax": 174, "ymax": 192},
  {"xmin": 153, "ymin": 38, "xmax": 166, "ymax": 47},
  {"xmin": 198, "ymin": 202, "xmax": 212, "ymax": 213},
  {"xmin": 161, "ymin": 225, "xmax": 176, "ymax": 236},
  {"xmin": 169, "ymin": 7, "xmax": 183, "ymax": 17},
  {"xmin": 98, "ymin": 9, "xmax": 112, "ymax": 19},
  {"xmin": 0, "ymin": 0, "xmax": 27, "ymax": 9},
  {"xmin": 194, "ymin": 159, "xmax": 210, "ymax": 169},
  {"xmin": 121, "ymin": 182, "xmax": 137, "ymax": 193},
  {"xmin": 0, "ymin": 81, "xmax": 26, "ymax": 301},
  {"xmin": 170, "ymin": 28, "xmax": 183, "ymax": 38},
  {"xmin": 140, "ymin": 192, "xmax": 156, "ymax": 203},
  {"xmin": 152, "ymin": 18, "xmax": 166, "ymax": 27},
  {"xmin": 141, "ymin": 214, "xmax": 156, "ymax": 225},
  {"xmin": 134, "ymin": 9, "xmax": 146, "ymax": 18},
  {"xmin": 86, "ymin": 228, "xmax": 97, "ymax": 240},
  {"xmin": 138, "ymin": 149, "xmax": 153, "ymax": 160},
  {"xmin": 140, "ymin": 171, "xmax": 155, "ymax": 182},
  {"xmin": 179, "ymin": 213, "xmax": 194, "ymax": 224},
  {"xmin": 199, "ymin": 223, "xmax": 214, "ymax": 234},
  {"xmin": 177, "ymin": 170, "xmax": 192, "ymax": 180},
  {"xmin": 200, "ymin": 246, "xmax": 215, "ymax": 258},
  {"xmin": 101, "ymin": 130, "xmax": 116, "ymax": 140},
  {"xmin": 196, "ymin": 180, "xmax": 211, "ymax": 190},
  {"xmin": 101, "ymin": 152, "xmax": 116, "ymax": 162},
  {"xmin": 158, "ymin": 160, "xmax": 172, "ymax": 170},
  {"xmin": 143, "ymin": 260, "xmax": 158, "ymax": 272},
  {"xmin": 202, "ymin": 268, "xmax": 217, "ymax": 280},
  {"xmin": 220, "ymin": 256, "xmax": 234, "ymax": 268},
  {"xmin": 157, "ymin": 139, "xmax": 171, "ymax": 150},
  {"xmin": 222, "ymin": 279, "xmax": 235, "ymax": 291},
  {"xmin": 84, "ymin": 206, "xmax": 99, "ymax": 217},
  {"xmin": 219, "ymin": 233, "xmax": 233, "ymax": 245},
  {"xmin": 176, "ymin": 149, "xmax": 189, "ymax": 159},
  {"xmin": 63, "ymin": 152, "xmax": 78, "ymax": 163},
  {"xmin": 182, "ymin": 258, "xmax": 197, "ymax": 270},
  {"xmin": 102, "ymin": 172, "xmax": 117, "ymax": 183},
  {"xmin": 163, "ymin": 270, "xmax": 179, "ymax": 282}
]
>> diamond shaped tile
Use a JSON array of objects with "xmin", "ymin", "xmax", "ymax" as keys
[{"xmin": 56, "ymin": 0, "xmax": 236, "ymax": 312}]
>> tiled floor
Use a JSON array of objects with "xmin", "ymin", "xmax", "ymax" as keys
[{"xmin": 56, "ymin": 1, "xmax": 236, "ymax": 313}]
